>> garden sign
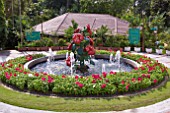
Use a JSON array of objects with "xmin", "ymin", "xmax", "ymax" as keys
[
  {"xmin": 128, "ymin": 28, "xmax": 140, "ymax": 45},
  {"xmin": 26, "ymin": 31, "xmax": 40, "ymax": 41}
]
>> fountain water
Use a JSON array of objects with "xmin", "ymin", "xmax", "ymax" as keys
[
  {"xmin": 66, "ymin": 52, "xmax": 69, "ymax": 59},
  {"xmin": 109, "ymin": 53, "xmax": 113, "ymax": 63},
  {"xmin": 70, "ymin": 52, "xmax": 74, "ymax": 76},
  {"xmin": 48, "ymin": 48, "xmax": 55, "ymax": 62},
  {"xmin": 102, "ymin": 64, "xmax": 106, "ymax": 73},
  {"xmin": 115, "ymin": 50, "xmax": 121, "ymax": 71}
]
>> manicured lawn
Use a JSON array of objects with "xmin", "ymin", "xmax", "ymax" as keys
[{"xmin": 0, "ymin": 69, "xmax": 169, "ymax": 112}]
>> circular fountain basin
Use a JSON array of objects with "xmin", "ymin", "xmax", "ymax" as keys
[{"xmin": 24, "ymin": 54, "xmax": 140, "ymax": 76}]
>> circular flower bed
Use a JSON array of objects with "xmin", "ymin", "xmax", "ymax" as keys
[{"xmin": 0, "ymin": 51, "xmax": 169, "ymax": 96}]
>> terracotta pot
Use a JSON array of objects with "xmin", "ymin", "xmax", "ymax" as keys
[
  {"xmin": 51, "ymin": 46, "xmax": 60, "ymax": 51},
  {"xmin": 40, "ymin": 47, "xmax": 48, "ymax": 51}
]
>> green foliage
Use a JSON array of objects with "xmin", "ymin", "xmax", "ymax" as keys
[
  {"xmin": 96, "ymin": 25, "xmax": 109, "ymax": 44},
  {"xmin": 0, "ymin": 0, "xmax": 7, "ymax": 49},
  {"xmin": 25, "ymin": 37, "xmax": 55, "ymax": 47},
  {"xmin": 57, "ymin": 38, "xmax": 66, "ymax": 46},
  {"xmin": 64, "ymin": 20, "xmax": 78, "ymax": 41}
]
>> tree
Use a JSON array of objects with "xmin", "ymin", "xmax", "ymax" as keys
[{"xmin": 0, "ymin": 0, "xmax": 7, "ymax": 49}]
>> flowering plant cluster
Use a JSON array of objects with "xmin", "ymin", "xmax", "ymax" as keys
[
  {"xmin": 66, "ymin": 24, "xmax": 95, "ymax": 72},
  {"xmin": 0, "ymin": 51, "xmax": 169, "ymax": 96}
]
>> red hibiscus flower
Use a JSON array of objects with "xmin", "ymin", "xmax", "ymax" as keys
[
  {"xmin": 67, "ymin": 43, "xmax": 73, "ymax": 50},
  {"xmin": 87, "ymin": 24, "xmax": 92, "ymax": 36},
  {"xmin": 85, "ymin": 45, "xmax": 95, "ymax": 55},
  {"xmin": 101, "ymin": 84, "xmax": 106, "ymax": 89},
  {"xmin": 138, "ymin": 77, "xmax": 142, "ymax": 82},
  {"xmin": 74, "ymin": 28, "xmax": 80, "ymax": 33},
  {"xmin": 102, "ymin": 72, "xmax": 107, "ymax": 78},
  {"xmin": 66, "ymin": 56, "xmax": 71, "ymax": 67},
  {"xmin": 73, "ymin": 33, "xmax": 84, "ymax": 44}
]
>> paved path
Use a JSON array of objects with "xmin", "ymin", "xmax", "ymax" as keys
[{"xmin": 0, "ymin": 50, "xmax": 170, "ymax": 113}]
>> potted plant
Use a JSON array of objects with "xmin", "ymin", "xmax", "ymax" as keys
[
  {"xmin": 134, "ymin": 43, "xmax": 141, "ymax": 52},
  {"xmin": 123, "ymin": 41, "xmax": 131, "ymax": 52},
  {"xmin": 145, "ymin": 41, "xmax": 153, "ymax": 53},
  {"xmin": 165, "ymin": 45, "xmax": 170, "ymax": 56},
  {"xmin": 155, "ymin": 41, "xmax": 164, "ymax": 55}
]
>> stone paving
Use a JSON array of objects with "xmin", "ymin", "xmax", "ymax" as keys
[{"xmin": 0, "ymin": 50, "xmax": 170, "ymax": 113}]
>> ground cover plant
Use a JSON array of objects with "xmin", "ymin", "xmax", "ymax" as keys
[{"xmin": 0, "ymin": 50, "xmax": 168, "ymax": 97}]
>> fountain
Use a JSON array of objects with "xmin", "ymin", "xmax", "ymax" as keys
[
  {"xmin": 109, "ymin": 53, "xmax": 113, "ymax": 63},
  {"xmin": 48, "ymin": 48, "xmax": 55, "ymax": 62},
  {"xmin": 70, "ymin": 52, "xmax": 74, "ymax": 76},
  {"xmin": 115, "ymin": 50, "xmax": 121, "ymax": 71}
]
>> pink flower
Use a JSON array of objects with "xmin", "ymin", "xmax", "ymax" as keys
[
  {"xmin": 101, "ymin": 84, "xmax": 106, "ymax": 89},
  {"xmin": 147, "ymin": 74, "xmax": 150, "ymax": 78},
  {"xmin": 142, "ymin": 74, "xmax": 146, "ymax": 78},
  {"xmin": 75, "ymin": 75, "xmax": 79, "ymax": 80},
  {"xmin": 140, "ymin": 67, "xmax": 145, "ymax": 70},
  {"xmin": 13, "ymin": 73, "xmax": 17, "ymax": 77},
  {"xmin": 138, "ymin": 77, "xmax": 142, "ymax": 82},
  {"xmin": 153, "ymin": 79, "xmax": 157, "ymax": 84},
  {"xmin": 110, "ymin": 71, "xmax": 116, "ymax": 75},
  {"xmin": 126, "ymin": 85, "xmax": 129, "ymax": 90},
  {"xmin": 26, "ymin": 55, "xmax": 33, "ymax": 61},
  {"xmin": 47, "ymin": 76, "xmax": 54, "ymax": 83},
  {"xmin": 105, "ymin": 79, "xmax": 109, "ymax": 83},
  {"xmin": 92, "ymin": 74, "xmax": 101, "ymax": 80},
  {"xmin": 5, "ymin": 72, "xmax": 11, "ymax": 80},
  {"xmin": 134, "ymin": 67, "xmax": 138, "ymax": 70},
  {"xmin": 24, "ymin": 71, "xmax": 27, "ymax": 74},
  {"xmin": 75, "ymin": 81, "xmax": 80, "ymax": 85},
  {"xmin": 41, "ymin": 77, "xmax": 46, "ymax": 81},
  {"xmin": 102, "ymin": 72, "xmax": 107, "ymax": 78},
  {"xmin": 132, "ymin": 78, "xmax": 136, "ymax": 82},
  {"xmin": 121, "ymin": 80, "xmax": 125, "ymax": 85}
]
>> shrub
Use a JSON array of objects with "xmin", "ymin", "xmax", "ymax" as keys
[{"xmin": 57, "ymin": 38, "xmax": 66, "ymax": 46}]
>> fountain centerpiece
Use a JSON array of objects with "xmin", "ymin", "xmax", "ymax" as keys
[{"xmin": 66, "ymin": 24, "xmax": 95, "ymax": 74}]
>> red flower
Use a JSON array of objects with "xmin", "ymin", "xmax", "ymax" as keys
[
  {"xmin": 13, "ymin": 73, "xmax": 17, "ymax": 77},
  {"xmin": 134, "ymin": 67, "xmax": 138, "ymax": 70},
  {"xmin": 47, "ymin": 76, "xmax": 54, "ymax": 83},
  {"xmin": 121, "ymin": 80, "xmax": 125, "ymax": 85},
  {"xmin": 67, "ymin": 43, "xmax": 73, "ymax": 50},
  {"xmin": 132, "ymin": 78, "xmax": 136, "ymax": 82},
  {"xmin": 101, "ymin": 84, "xmax": 106, "ymax": 89},
  {"xmin": 75, "ymin": 81, "xmax": 80, "ymax": 85},
  {"xmin": 75, "ymin": 75, "xmax": 79, "ymax": 80},
  {"xmin": 110, "ymin": 71, "xmax": 116, "ymax": 75},
  {"xmin": 148, "ymin": 66, "xmax": 154, "ymax": 73},
  {"xmin": 142, "ymin": 74, "xmax": 146, "ymax": 78},
  {"xmin": 26, "ymin": 55, "xmax": 33, "ymax": 61},
  {"xmin": 138, "ymin": 77, "xmax": 142, "ymax": 82},
  {"xmin": 126, "ymin": 84, "xmax": 130, "ymax": 90},
  {"xmin": 74, "ymin": 28, "xmax": 80, "ymax": 33},
  {"xmin": 73, "ymin": 33, "xmax": 84, "ymax": 44},
  {"xmin": 62, "ymin": 75, "xmax": 66, "ymax": 78},
  {"xmin": 92, "ymin": 79, "xmax": 96, "ymax": 83},
  {"xmin": 153, "ymin": 79, "xmax": 157, "ymax": 84},
  {"xmin": 41, "ymin": 77, "xmax": 46, "ymax": 81},
  {"xmin": 87, "ymin": 36, "xmax": 94, "ymax": 46},
  {"xmin": 66, "ymin": 56, "xmax": 71, "ymax": 67},
  {"xmin": 102, "ymin": 72, "xmax": 107, "ymax": 78},
  {"xmin": 34, "ymin": 72, "xmax": 39, "ymax": 77},
  {"xmin": 24, "ymin": 71, "xmax": 27, "ymax": 74},
  {"xmin": 85, "ymin": 45, "xmax": 95, "ymax": 55},
  {"xmin": 78, "ymin": 83, "xmax": 84, "ymax": 88},
  {"xmin": 147, "ymin": 74, "xmax": 150, "ymax": 78},
  {"xmin": 140, "ymin": 67, "xmax": 145, "ymax": 70},
  {"xmin": 87, "ymin": 24, "xmax": 92, "ymax": 36},
  {"xmin": 5, "ymin": 72, "xmax": 11, "ymax": 80},
  {"xmin": 105, "ymin": 79, "xmax": 109, "ymax": 83},
  {"xmin": 92, "ymin": 74, "xmax": 101, "ymax": 80}
]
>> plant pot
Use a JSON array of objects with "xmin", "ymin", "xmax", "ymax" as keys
[
  {"xmin": 145, "ymin": 48, "xmax": 152, "ymax": 53},
  {"xmin": 166, "ymin": 50, "xmax": 170, "ymax": 56},
  {"xmin": 134, "ymin": 47, "xmax": 141, "ymax": 52},
  {"xmin": 51, "ymin": 46, "xmax": 60, "ymax": 51},
  {"xmin": 40, "ymin": 47, "xmax": 48, "ymax": 51},
  {"xmin": 27, "ymin": 47, "xmax": 37, "ymax": 51},
  {"xmin": 124, "ymin": 47, "xmax": 131, "ymax": 52},
  {"xmin": 156, "ymin": 49, "xmax": 163, "ymax": 55}
]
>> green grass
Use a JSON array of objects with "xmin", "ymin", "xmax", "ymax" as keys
[{"xmin": 0, "ymin": 69, "xmax": 169, "ymax": 112}]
